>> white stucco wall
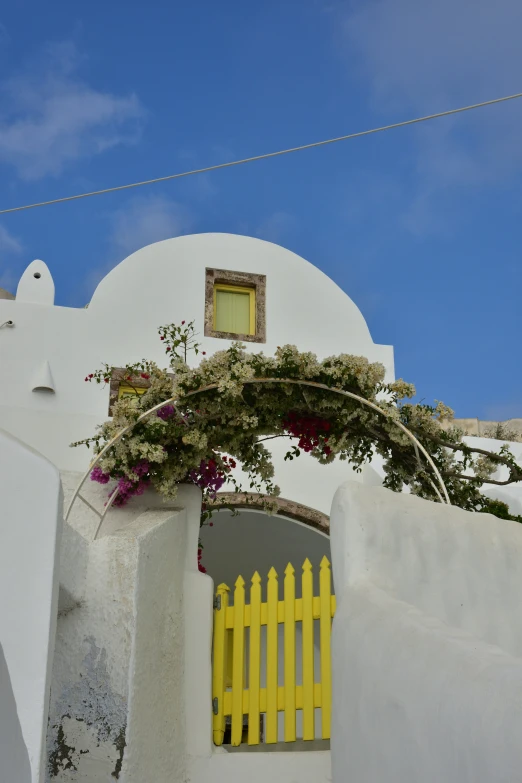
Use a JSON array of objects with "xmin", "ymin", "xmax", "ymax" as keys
[
  {"xmin": 189, "ymin": 750, "xmax": 331, "ymax": 783},
  {"xmin": 0, "ymin": 429, "xmax": 62, "ymax": 783},
  {"xmin": 200, "ymin": 508, "xmax": 331, "ymax": 596},
  {"xmin": 47, "ymin": 484, "xmax": 203, "ymax": 782},
  {"xmin": 0, "ymin": 643, "xmax": 32, "ymax": 783},
  {"xmin": 329, "ymin": 480, "xmax": 522, "ymax": 783},
  {"xmin": 0, "ymin": 233, "xmax": 394, "ymax": 480},
  {"xmin": 50, "ymin": 476, "xmax": 332, "ymax": 782},
  {"xmin": 219, "ymin": 435, "xmax": 369, "ymax": 523}
]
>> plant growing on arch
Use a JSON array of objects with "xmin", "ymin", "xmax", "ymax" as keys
[{"xmin": 75, "ymin": 321, "xmax": 522, "ymax": 557}]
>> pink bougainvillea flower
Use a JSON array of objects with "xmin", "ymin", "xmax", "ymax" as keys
[
  {"xmin": 157, "ymin": 404, "xmax": 176, "ymax": 420},
  {"xmin": 91, "ymin": 466, "xmax": 111, "ymax": 484},
  {"xmin": 132, "ymin": 459, "xmax": 150, "ymax": 477}
]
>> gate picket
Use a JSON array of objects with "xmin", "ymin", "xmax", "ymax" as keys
[{"xmin": 212, "ymin": 559, "xmax": 336, "ymax": 747}]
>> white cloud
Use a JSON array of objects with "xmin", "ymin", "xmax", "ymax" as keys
[
  {"xmin": 0, "ymin": 40, "xmax": 145, "ymax": 180},
  {"xmin": 0, "ymin": 224, "xmax": 23, "ymax": 294},
  {"xmin": 82, "ymin": 195, "xmax": 194, "ymax": 300},
  {"xmin": 343, "ymin": 0, "xmax": 522, "ymax": 112},
  {"xmin": 340, "ymin": 0, "xmax": 522, "ymax": 234},
  {"xmin": 0, "ymin": 224, "xmax": 22, "ymax": 255},
  {"xmin": 109, "ymin": 195, "xmax": 193, "ymax": 256}
]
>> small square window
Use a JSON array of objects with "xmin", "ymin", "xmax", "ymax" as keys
[
  {"xmin": 205, "ymin": 268, "xmax": 266, "ymax": 343},
  {"xmin": 109, "ymin": 371, "xmax": 149, "ymax": 415},
  {"xmin": 108, "ymin": 369, "xmax": 175, "ymax": 415},
  {"xmin": 118, "ymin": 385, "xmax": 147, "ymax": 401},
  {"xmin": 214, "ymin": 284, "xmax": 255, "ymax": 336}
]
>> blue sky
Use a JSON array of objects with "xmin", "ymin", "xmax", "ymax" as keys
[{"xmin": 0, "ymin": 0, "xmax": 521, "ymax": 420}]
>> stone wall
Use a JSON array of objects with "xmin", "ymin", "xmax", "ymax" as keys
[{"xmin": 441, "ymin": 417, "xmax": 522, "ymax": 440}]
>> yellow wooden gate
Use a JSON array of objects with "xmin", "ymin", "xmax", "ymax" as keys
[{"xmin": 212, "ymin": 556, "xmax": 336, "ymax": 747}]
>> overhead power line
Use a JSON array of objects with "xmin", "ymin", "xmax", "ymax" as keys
[{"xmin": 1, "ymin": 91, "xmax": 522, "ymax": 216}]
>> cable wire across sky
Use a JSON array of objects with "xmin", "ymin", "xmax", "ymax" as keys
[{"xmin": 1, "ymin": 92, "xmax": 522, "ymax": 216}]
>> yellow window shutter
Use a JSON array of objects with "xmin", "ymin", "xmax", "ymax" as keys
[{"xmin": 214, "ymin": 285, "xmax": 255, "ymax": 335}]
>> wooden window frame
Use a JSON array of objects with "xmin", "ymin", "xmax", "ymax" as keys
[{"xmin": 205, "ymin": 268, "xmax": 266, "ymax": 343}]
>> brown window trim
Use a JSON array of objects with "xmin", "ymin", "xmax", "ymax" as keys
[
  {"xmin": 108, "ymin": 368, "xmax": 175, "ymax": 415},
  {"xmin": 204, "ymin": 267, "xmax": 266, "ymax": 343}
]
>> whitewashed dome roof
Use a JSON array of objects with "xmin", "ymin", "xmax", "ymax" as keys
[{"xmin": 88, "ymin": 233, "xmax": 379, "ymax": 360}]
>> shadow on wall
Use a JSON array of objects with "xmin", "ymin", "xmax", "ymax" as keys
[{"xmin": 0, "ymin": 641, "xmax": 31, "ymax": 783}]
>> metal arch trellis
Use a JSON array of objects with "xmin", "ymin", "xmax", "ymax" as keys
[{"xmin": 65, "ymin": 378, "xmax": 451, "ymax": 540}]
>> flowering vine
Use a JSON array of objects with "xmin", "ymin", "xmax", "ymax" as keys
[{"xmin": 75, "ymin": 321, "xmax": 522, "ymax": 570}]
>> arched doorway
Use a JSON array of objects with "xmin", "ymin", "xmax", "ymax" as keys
[
  {"xmin": 200, "ymin": 506, "xmax": 330, "ymax": 595},
  {"xmin": 202, "ymin": 506, "xmax": 332, "ymax": 748}
]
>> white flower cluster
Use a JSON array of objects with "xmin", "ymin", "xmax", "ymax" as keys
[{"xmin": 72, "ymin": 325, "xmax": 522, "ymax": 523}]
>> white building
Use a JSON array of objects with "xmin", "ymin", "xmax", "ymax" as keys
[
  {"xmin": 0, "ymin": 231, "xmax": 396, "ymax": 600},
  {"xmin": 1, "ymin": 232, "xmax": 522, "ymax": 783}
]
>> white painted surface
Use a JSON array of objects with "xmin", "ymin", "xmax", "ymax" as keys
[
  {"xmin": 0, "ymin": 638, "xmax": 32, "ymax": 783},
  {"xmin": 220, "ymin": 435, "xmax": 367, "ymax": 523},
  {"xmin": 329, "ymin": 480, "xmax": 522, "ymax": 783},
  {"xmin": 32, "ymin": 360, "xmax": 56, "ymax": 393},
  {"xmin": 16, "ymin": 260, "xmax": 55, "ymax": 305},
  {"xmin": 122, "ymin": 507, "xmax": 188, "ymax": 783},
  {"xmin": 0, "ymin": 429, "xmax": 62, "ymax": 783},
  {"xmin": 184, "ymin": 571, "xmax": 215, "ymax": 758},
  {"xmin": 89, "ymin": 233, "xmax": 392, "ymax": 370},
  {"xmin": 47, "ymin": 487, "xmax": 201, "ymax": 782},
  {"xmin": 183, "ymin": 481, "xmax": 215, "ymax": 759},
  {"xmin": 48, "ymin": 511, "xmax": 142, "ymax": 780},
  {"xmin": 189, "ymin": 749, "xmax": 331, "ymax": 783},
  {"xmin": 0, "ymin": 233, "xmax": 394, "ymax": 480},
  {"xmin": 200, "ymin": 509, "xmax": 331, "ymax": 595}
]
